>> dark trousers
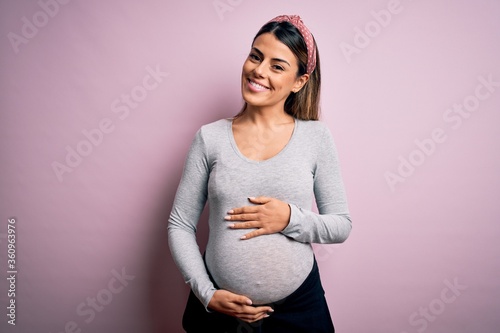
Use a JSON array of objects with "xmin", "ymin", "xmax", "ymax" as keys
[{"xmin": 182, "ymin": 259, "xmax": 335, "ymax": 333}]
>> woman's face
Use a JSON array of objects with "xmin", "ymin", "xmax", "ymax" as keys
[{"xmin": 241, "ymin": 33, "xmax": 308, "ymax": 110}]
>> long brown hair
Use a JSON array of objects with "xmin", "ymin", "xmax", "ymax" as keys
[{"xmin": 239, "ymin": 20, "xmax": 321, "ymax": 120}]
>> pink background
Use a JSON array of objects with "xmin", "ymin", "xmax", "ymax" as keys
[{"xmin": 1, "ymin": 0, "xmax": 500, "ymax": 332}]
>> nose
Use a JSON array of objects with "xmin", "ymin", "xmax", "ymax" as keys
[{"xmin": 253, "ymin": 61, "xmax": 267, "ymax": 78}]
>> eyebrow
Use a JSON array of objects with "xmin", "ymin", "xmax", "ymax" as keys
[{"xmin": 252, "ymin": 47, "xmax": 291, "ymax": 67}]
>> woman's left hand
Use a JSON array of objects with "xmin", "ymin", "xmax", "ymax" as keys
[{"xmin": 225, "ymin": 196, "xmax": 291, "ymax": 240}]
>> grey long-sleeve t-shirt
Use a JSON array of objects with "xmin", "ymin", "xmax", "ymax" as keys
[{"xmin": 168, "ymin": 118, "xmax": 352, "ymax": 309}]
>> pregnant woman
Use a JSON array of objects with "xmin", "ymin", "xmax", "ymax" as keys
[{"xmin": 168, "ymin": 15, "xmax": 352, "ymax": 333}]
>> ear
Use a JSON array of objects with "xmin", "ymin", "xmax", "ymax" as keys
[{"xmin": 292, "ymin": 74, "xmax": 310, "ymax": 93}]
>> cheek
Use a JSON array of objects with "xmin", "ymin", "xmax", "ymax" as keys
[
  {"xmin": 242, "ymin": 60, "xmax": 253, "ymax": 75},
  {"xmin": 276, "ymin": 75, "xmax": 298, "ymax": 91}
]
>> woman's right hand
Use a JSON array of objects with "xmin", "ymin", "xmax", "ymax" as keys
[{"xmin": 208, "ymin": 290, "xmax": 274, "ymax": 323}]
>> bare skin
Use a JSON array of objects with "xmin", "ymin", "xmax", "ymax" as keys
[
  {"xmin": 226, "ymin": 196, "xmax": 291, "ymax": 240},
  {"xmin": 207, "ymin": 32, "xmax": 309, "ymax": 323},
  {"xmin": 208, "ymin": 290, "xmax": 273, "ymax": 323}
]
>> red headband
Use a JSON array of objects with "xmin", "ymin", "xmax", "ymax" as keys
[{"xmin": 268, "ymin": 15, "xmax": 317, "ymax": 74}]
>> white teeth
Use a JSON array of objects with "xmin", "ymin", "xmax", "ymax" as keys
[{"xmin": 250, "ymin": 80, "xmax": 268, "ymax": 90}]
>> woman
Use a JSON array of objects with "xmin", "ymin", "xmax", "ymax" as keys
[{"xmin": 168, "ymin": 15, "xmax": 352, "ymax": 333}]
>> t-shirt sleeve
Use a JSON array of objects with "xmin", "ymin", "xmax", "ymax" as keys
[
  {"xmin": 281, "ymin": 124, "xmax": 352, "ymax": 243},
  {"xmin": 167, "ymin": 128, "xmax": 216, "ymax": 310}
]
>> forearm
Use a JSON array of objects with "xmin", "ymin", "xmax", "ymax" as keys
[
  {"xmin": 167, "ymin": 127, "xmax": 216, "ymax": 308},
  {"xmin": 168, "ymin": 220, "xmax": 216, "ymax": 309},
  {"xmin": 281, "ymin": 204, "xmax": 352, "ymax": 244}
]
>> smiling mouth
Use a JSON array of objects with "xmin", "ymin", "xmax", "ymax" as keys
[{"xmin": 248, "ymin": 79, "xmax": 270, "ymax": 90}]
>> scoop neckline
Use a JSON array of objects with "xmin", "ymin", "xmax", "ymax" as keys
[{"xmin": 226, "ymin": 117, "xmax": 298, "ymax": 164}]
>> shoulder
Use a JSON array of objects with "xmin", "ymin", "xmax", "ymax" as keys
[
  {"xmin": 294, "ymin": 119, "xmax": 338, "ymax": 158},
  {"xmin": 198, "ymin": 118, "xmax": 231, "ymax": 137},
  {"xmin": 200, "ymin": 118, "xmax": 231, "ymax": 131},
  {"xmin": 192, "ymin": 118, "xmax": 231, "ymax": 148},
  {"xmin": 296, "ymin": 119, "xmax": 332, "ymax": 140}
]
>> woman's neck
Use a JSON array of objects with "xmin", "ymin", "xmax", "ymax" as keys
[{"xmin": 238, "ymin": 104, "xmax": 294, "ymax": 127}]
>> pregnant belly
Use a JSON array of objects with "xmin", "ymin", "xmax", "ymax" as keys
[{"xmin": 205, "ymin": 229, "xmax": 314, "ymax": 305}]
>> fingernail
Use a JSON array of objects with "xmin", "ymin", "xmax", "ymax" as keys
[
  {"xmin": 227, "ymin": 209, "xmax": 234, "ymax": 214},
  {"xmin": 248, "ymin": 197, "xmax": 255, "ymax": 200},
  {"xmin": 268, "ymin": 308, "xmax": 274, "ymax": 312},
  {"xmin": 228, "ymin": 224, "xmax": 235, "ymax": 228},
  {"xmin": 264, "ymin": 314, "xmax": 270, "ymax": 318},
  {"xmin": 240, "ymin": 235, "xmax": 247, "ymax": 240},
  {"xmin": 224, "ymin": 216, "xmax": 231, "ymax": 220}
]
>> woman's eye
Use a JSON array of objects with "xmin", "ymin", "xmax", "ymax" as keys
[
  {"xmin": 249, "ymin": 54, "xmax": 260, "ymax": 61},
  {"xmin": 272, "ymin": 65, "xmax": 284, "ymax": 71}
]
